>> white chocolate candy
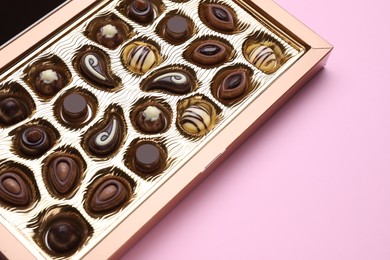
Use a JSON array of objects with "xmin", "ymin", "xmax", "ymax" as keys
[
  {"xmin": 127, "ymin": 45, "xmax": 157, "ymax": 73},
  {"xmin": 181, "ymin": 104, "xmax": 211, "ymax": 135},
  {"xmin": 39, "ymin": 69, "xmax": 59, "ymax": 84},
  {"xmin": 100, "ymin": 24, "xmax": 118, "ymax": 39},
  {"xmin": 248, "ymin": 45, "xmax": 278, "ymax": 73},
  {"xmin": 143, "ymin": 106, "xmax": 162, "ymax": 122}
]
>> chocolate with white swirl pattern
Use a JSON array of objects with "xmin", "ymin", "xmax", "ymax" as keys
[{"xmin": 144, "ymin": 70, "xmax": 194, "ymax": 95}]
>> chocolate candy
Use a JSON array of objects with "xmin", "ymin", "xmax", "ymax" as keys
[
  {"xmin": 44, "ymin": 218, "xmax": 83, "ymax": 255},
  {"xmin": 34, "ymin": 69, "xmax": 65, "ymax": 96},
  {"xmin": 95, "ymin": 24, "xmax": 125, "ymax": 49},
  {"xmin": 201, "ymin": 4, "xmax": 236, "ymax": 32},
  {"xmin": 20, "ymin": 126, "xmax": 52, "ymax": 157},
  {"xmin": 61, "ymin": 93, "xmax": 89, "ymax": 124},
  {"xmin": 144, "ymin": 69, "xmax": 194, "ymax": 95},
  {"xmin": 85, "ymin": 114, "xmax": 123, "ymax": 156},
  {"xmin": 179, "ymin": 101, "xmax": 214, "ymax": 136},
  {"xmin": 248, "ymin": 45, "xmax": 278, "ymax": 73},
  {"xmin": 0, "ymin": 171, "xmax": 33, "ymax": 208},
  {"xmin": 163, "ymin": 15, "xmax": 192, "ymax": 44},
  {"xmin": 187, "ymin": 41, "xmax": 232, "ymax": 67},
  {"xmin": 136, "ymin": 105, "xmax": 168, "ymax": 134},
  {"xmin": 126, "ymin": 0, "xmax": 155, "ymax": 24},
  {"xmin": 0, "ymin": 97, "xmax": 29, "ymax": 126},
  {"xmin": 133, "ymin": 142, "xmax": 165, "ymax": 174},
  {"xmin": 123, "ymin": 43, "xmax": 159, "ymax": 74},
  {"xmin": 77, "ymin": 49, "xmax": 117, "ymax": 88},
  {"xmin": 47, "ymin": 156, "xmax": 81, "ymax": 197},
  {"xmin": 218, "ymin": 70, "xmax": 249, "ymax": 101},
  {"xmin": 88, "ymin": 177, "xmax": 130, "ymax": 215}
]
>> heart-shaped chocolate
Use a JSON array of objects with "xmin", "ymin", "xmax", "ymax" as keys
[
  {"xmin": 0, "ymin": 171, "xmax": 33, "ymax": 207},
  {"xmin": 48, "ymin": 156, "xmax": 81, "ymax": 197},
  {"xmin": 218, "ymin": 70, "xmax": 248, "ymax": 100}
]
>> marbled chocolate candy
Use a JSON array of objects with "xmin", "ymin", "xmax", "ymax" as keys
[
  {"xmin": 0, "ymin": 97, "xmax": 29, "ymax": 126},
  {"xmin": 0, "ymin": 171, "xmax": 33, "ymax": 208},
  {"xmin": 145, "ymin": 70, "xmax": 194, "ymax": 95},
  {"xmin": 123, "ymin": 43, "xmax": 159, "ymax": 74},
  {"xmin": 187, "ymin": 41, "xmax": 232, "ymax": 67},
  {"xmin": 47, "ymin": 156, "xmax": 81, "ymax": 197},
  {"xmin": 20, "ymin": 126, "xmax": 52, "ymax": 157},
  {"xmin": 218, "ymin": 70, "xmax": 248, "ymax": 100},
  {"xmin": 201, "ymin": 4, "xmax": 236, "ymax": 32},
  {"xmin": 248, "ymin": 45, "xmax": 278, "ymax": 73},
  {"xmin": 126, "ymin": 0, "xmax": 155, "ymax": 24}
]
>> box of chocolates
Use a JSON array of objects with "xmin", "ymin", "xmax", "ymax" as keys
[{"xmin": 0, "ymin": 0, "xmax": 332, "ymax": 259}]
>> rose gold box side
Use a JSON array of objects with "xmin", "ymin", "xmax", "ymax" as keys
[{"xmin": 0, "ymin": 220, "xmax": 35, "ymax": 260}]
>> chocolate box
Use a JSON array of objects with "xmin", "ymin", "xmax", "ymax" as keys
[{"xmin": 0, "ymin": 0, "xmax": 332, "ymax": 259}]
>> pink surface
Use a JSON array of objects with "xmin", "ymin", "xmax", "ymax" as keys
[{"xmin": 122, "ymin": 1, "xmax": 390, "ymax": 259}]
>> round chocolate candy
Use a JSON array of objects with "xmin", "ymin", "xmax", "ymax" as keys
[
  {"xmin": 77, "ymin": 49, "xmax": 117, "ymax": 88},
  {"xmin": 123, "ymin": 43, "xmax": 159, "ymax": 74},
  {"xmin": 34, "ymin": 69, "xmax": 65, "ymax": 96},
  {"xmin": 20, "ymin": 126, "xmax": 51, "ymax": 157},
  {"xmin": 136, "ymin": 105, "xmax": 169, "ymax": 134},
  {"xmin": 95, "ymin": 24, "xmax": 125, "ymax": 49},
  {"xmin": 201, "ymin": 4, "xmax": 236, "ymax": 32},
  {"xmin": 0, "ymin": 97, "xmax": 29, "ymax": 126},
  {"xmin": 85, "ymin": 114, "xmax": 123, "ymax": 157},
  {"xmin": 163, "ymin": 15, "xmax": 192, "ymax": 44},
  {"xmin": 180, "ymin": 102, "xmax": 213, "ymax": 136},
  {"xmin": 134, "ymin": 143, "xmax": 165, "ymax": 174},
  {"xmin": 47, "ymin": 156, "xmax": 81, "ymax": 197},
  {"xmin": 61, "ymin": 93, "xmax": 89, "ymax": 124},
  {"xmin": 248, "ymin": 45, "xmax": 278, "ymax": 73},
  {"xmin": 218, "ymin": 70, "xmax": 248, "ymax": 101},
  {"xmin": 44, "ymin": 218, "xmax": 83, "ymax": 255},
  {"xmin": 144, "ymin": 69, "xmax": 195, "ymax": 95},
  {"xmin": 187, "ymin": 41, "xmax": 232, "ymax": 67},
  {"xmin": 126, "ymin": 0, "xmax": 155, "ymax": 24},
  {"xmin": 0, "ymin": 171, "xmax": 33, "ymax": 208},
  {"xmin": 88, "ymin": 177, "xmax": 130, "ymax": 215}
]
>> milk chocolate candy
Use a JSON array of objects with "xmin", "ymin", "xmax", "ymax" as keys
[
  {"xmin": 0, "ymin": 97, "xmax": 29, "ymax": 126},
  {"xmin": 187, "ymin": 41, "xmax": 232, "ymax": 67},
  {"xmin": 201, "ymin": 4, "xmax": 236, "ymax": 32},
  {"xmin": 47, "ymin": 156, "xmax": 81, "ymax": 197},
  {"xmin": 0, "ymin": 171, "xmax": 33, "ymax": 208},
  {"xmin": 217, "ymin": 70, "xmax": 249, "ymax": 102},
  {"xmin": 20, "ymin": 126, "xmax": 52, "ymax": 158},
  {"xmin": 126, "ymin": 0, "xmax": 155, "ymax": 24}
]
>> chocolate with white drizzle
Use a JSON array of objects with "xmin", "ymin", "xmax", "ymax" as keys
[
  {"xmin": 180, "ymin": 102, "xmax": 213, "ymax": 136},
  {"xmin": 145, "ymin": 70, "xmax": 194, "ymax": 95},
  {"xmin": 124, "ymin": 43, "xmax": 158, "ymax": 74},
  {"xmin": 77, "ymin": 50, "xmax": 117, "ymax": 88},
  {"xmin": 85, "ymin": 114, "xmax": 123, "ymax": 156},
  {"xmin": 248, "ymin": 45, "xmax": 278, "ymax": 73},
  {"xmin": 201, "ymin": 4, "xmax": 236, "ymax": 32}
]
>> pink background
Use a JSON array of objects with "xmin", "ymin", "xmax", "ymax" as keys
[{"xmin": 123, "ymin": 0, "xmax": 390, "ymax": 259}]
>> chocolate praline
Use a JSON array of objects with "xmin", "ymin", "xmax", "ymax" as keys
[
  {"xmin": 133, "ymin": 143, "xmax": 165, "ymax": 174},
  {"xmin": 188, "ymin": 41, "xmax": 232, "ymax": 67},
  {"xmin": 163, "ymin": 15, "xmax": 192, "ymax": 44},
  {"xmin": 248, "ymin": 45, "xmax": 278, "ymax": 73},
  {"xmin": 95, "ymin": 23, "xmax": 125, "ymax": 49},
  {"xmin": 20, "ymin": 126, "xmax": 51, "ymax": 157},
  {"xmin": 61, "ymin": 93, "xmax": 89, "ymax": 124},
  {"xmin": 123, "ymin": 43, "xmax": 159, "ymax": 74},
  {"xmin": 126, "ymin": 0, "xmax": 155, "ymax": 24},
  {"xmin": 180, "ymin": 102, "xmax": 213, "ymax": 136},
  {"xmin": 34, "ymin": 69, "xmax": 65, "ymax": 96},
  {"xmin": 144, "ymin": 69, "xmax": 195, "ymax": 95},
  {"xmin": 48, "ymin": 156, "xmax": 81, "ymax": 197},
  {"xmin": 0, "ymin": 171, "xmax": 33, "ymax": 207},
  {"xmin": 44, "ymin": 218, "xmax": 83, "ymax": 255},
  {"xmin": 218, "ymin": 70, "xmax": 249, "ymax": 101},
  {"xmin": 136, "ymin": 105, "xmax": 168, "ymax": 134},
  {"xmin": 201, "ymin": 4, "xmax": 236, "ymax": 32},
  {"xmin": 0, "ymin": 97, "xmax": 29, "ymax": 126}
]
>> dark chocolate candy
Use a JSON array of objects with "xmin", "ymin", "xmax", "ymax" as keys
[
  {"xmin": 44, "ymin": 219, "xmax": 82, "ymax": 255},
  {"xmin": 61, "ymin": 93, "xmax": 89, "ymax": 124},
  {"xmin": 34, "ymin": 69, "xmax": 66, "ymax": 96},
  {"xmin": 218, "ymin": 70, "xmax": 248, "ymax": 100},
  {"xmin": 145, "ymin": 70, "xmax": 194, "ymax": 95},
  {"xmin": 0, "ymin": 171, "xmax": 32, "ymax": 207},
  {"xmin": 136, "ymin": 105, "xmax": 168, "ymax": 134},
  {"xmin": 86, "ymin": 115, "xmax": 123, "ymax": 156},
  {"xmin": 0, "ymin": 97, "xmax": 29, "ymax": 126},
  {"xmin": 189, "ymin": 41, "xmax": 231, "ymax": 67},
  {"xmin": 127, "ymin": 0, "xmax": 155, "ymax": 24},
  {"xmin": 95, "ymin": 23, "xmax": 125, "ymax": 49},
  {"xmin": 163, "ymin": 15, "xmax": 192, "ymax": 43},
  {"xmin": 202, "ymin": 4, "xmax": 236, "ymax": 32},
  {"xmin": 88, "ymin": 178, "xmax": 129, "ymax": 214},
  {"xmin": 20, "ymin": 126, "xmax": 51, "ymax": 157},
  {"xmin": 134, "ymin": 143, "xmax": 164, "ymax": 174},
  {"xmin": 48, "ymin": 157, "xmax": 80, "ymax": 196},
  {"xmin": 78, "ymin": 50, "xmax": 117, "ymax": 88}
]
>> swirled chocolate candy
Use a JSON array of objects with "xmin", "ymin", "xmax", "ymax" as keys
[
  {"xmin": 123, "ymin": 43, "xmax": 159, "ymax": 74},
  {"xmin": 136, "ymin": 105, "xmax": 168, "ymax": 134},
  {"xmin": 44, "ymin": 218, "xmax": 83, "ymax": 255},
  {"xmin": 77, "ymin": 50, "xmax": 117, "ymax": 88},
  {"xmin": 201, "ymin": 4, "xmax": 236, "ymax": 32},
  {"xmin": 126, "ymin": 0, "xmax": 155, "ymax": 24},
  {"xmin": 34, "ymin": 69, "xmax": 66, "ymax": 96},
  {"xmin": 180, "ymin": 102, "xmax": 213, "ymax": 136},
  {"xmin": 163, "ymin": 15, "xmax": 192, "ymax": 44},
  {"xmin": 248, "ymin": 45, "xmax": 278, "ymax": 73},
  {"xmin": 0, "ymin": 171, "xmax": 33, "ymax": 207},
  {"xmin": 0, "ymin": 97, "xmax": 29, "ymax": 126},
  {"xmin": 95, "ymin": 24, "xmax": 125, "ymax": 49},
  {"xmin": 61, "ymin": 93, "xmax": 89, "ymax": 124},
  {"xmin": 20, "ymin": 126, "xmax": 52, "ymax": 157},
  {"xmin": 133, "ymin": 142, "xmax": 165, "ymax": 174},
  {"xmin": 85, "ymin": 115, "xmax": 123, "ymax": 156},
  {"xmin": 144, "ymin": 70, "xmax": 194, "ymax": 95},
  {"xmin": 47, "ymin": 156, "xmax": 81, "ymax": 197},
  {"xmin": 88, "ymin": 177, "xmax": 130, "ymax": 215},
  {"xmin": 187, "ymin": 41, "xmax": 232, "ymax": 67},
  {"xmin": 218, "ymin": 70, "xmax": 248, "ymax": 101}
]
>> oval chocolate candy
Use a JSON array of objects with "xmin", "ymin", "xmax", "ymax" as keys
[
  {"xmin": 48, "ymin": 156, "xmax": 81, "ymax": 196},
  {"xmin": 218, "ymin": 70, "xmax": 248, "ymax": 100},
  {"xmin": 189, "ymin": 41, "xmax": 231, "ymax": 67},
  {"xmin": 202, "ymin": 4, "xmax": 236, "ymax": 32},
  {"xmin": 0, "ymin": 171, "xmax": 33, "ymax": 207}
]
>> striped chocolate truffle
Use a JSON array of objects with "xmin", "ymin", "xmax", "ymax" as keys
[
  {"xmin": 125, "ymin": 44, "xmax": 158, "ymax": 73},
  {"xmin": 248, "ymin": 45, "xmax": 278, "ymax": 73},
  {"xmin": 180, "ymin": 103, "xmax": 212, "ymax": 135}
]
